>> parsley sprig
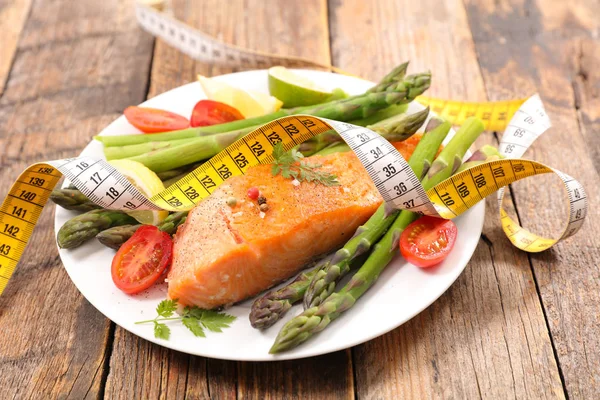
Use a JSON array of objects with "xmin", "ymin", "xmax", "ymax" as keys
[
  {"xmin": 135, "ymin": 299, "xmax": 236, "ymax": 340},
  {"xmin": 271, "ymin": 142, "xmax": 339, "ymax": 187}
]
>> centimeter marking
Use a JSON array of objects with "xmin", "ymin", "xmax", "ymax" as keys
[{"xmin": 0, "ymin": 98, "xmax": 589, "ymax": 297}]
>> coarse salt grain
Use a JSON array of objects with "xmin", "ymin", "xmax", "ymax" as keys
[
  {"xmin": 259, "ymin": 211, "xmax": 266, "ymax": 219},
  {"xmin": 292, "ymin": 179, "xmax": 300, "ymax": 186},
  {"xmin": 343, "ymin": 187, "xmax": 350, "ymax": 193}
]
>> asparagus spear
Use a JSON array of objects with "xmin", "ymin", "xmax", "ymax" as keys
[
  {"xmin": 303, "ymin": 116, "xmax": 451, "ymax": 309},
  {"xmin": 158, "ymin": 211, "xmax": 188, "ymax": 235},
  {"xmin": 96, "ymin": 224, "xmax": 141, "ymax": 250},
  {"xmin": 270, "ymin": 117, "xmax": 485, "ymax": 353},
  {"xmin": 312, "ymin": 107, "xmax": 432, "ymax": 155},
  {"xmin": 315, "ymin": 142, "xmax": 350, "ymax": 156},
  {"xmin": 50, "ymin": 189, "xmax": 102, "ymax": 212},
  {"xmin": 369, "ymin": 107, "xmax": 429, "ymax": 141},
  {"xmin": 249, "ymin": 256, "xmax": 330, "ymax": 329},
  {"xmin": 298, "ymin": 107, "xmax": 429, "ymax": 157},
  {"xmin": 96, "ymin": 71, "xmax": 431, "ymax": 149},
  {"xmin": 126, "ymin": 128, "xmax": 250, "ymax": 173},
  {"xmin": 126, "ymin": 73, "xmax": 432, "ymax": 173},
  {"xmin": 456, "ymin": 144, "xmax": 503, "ymax": 172},
  {"xmin": 421, "ymin": 117, "xmax": 485, "ymax": 187},
  {"xmin": 366, "ymin": 62, "xmax": 409, "ymax": 93},
  {"xmin": 160, "ymin": 165, "xmax": 205, "ymax": 188},
  {"xmin": 250, "ymin": 250, "xmax": 373, "ymax": 330},
  {"xmin": 57, "ymin": 210, "xmax": 138, "ymax": 249},
  {"xmin": 104, "ymin": 138, "xmax": 198, "ymax": 160},
  {"xmin": 96, "ymin": 211, "xmax": 188, "ymax": 249},
  {"xmin": 156, "ymin": 163, "xmax": 203, "ymax": 181},
  {"xmin": 301, "ymin": 72, "xmax": 430, "ymax": 121},
  {"xmin": 350, "ymin": 104, "xmax": 408, "ymax": 127},
  {"xmin": 96, "ymin": 126, "xmax": 226, "ymax": 147}
]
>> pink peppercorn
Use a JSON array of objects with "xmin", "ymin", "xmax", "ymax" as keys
[{"xmin": 247, "ymin": 187, "xmax": 259, "ymax": 200}]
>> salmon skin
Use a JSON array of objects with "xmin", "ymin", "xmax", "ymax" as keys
[{"xmin": 167, "ymin": 151, "xmax": 382, "ymax": 309}]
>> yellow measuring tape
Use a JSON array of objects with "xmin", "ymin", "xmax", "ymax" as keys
[
  {"xmin": 416, "ymin": 97, "xmax": 526, "ymax": 132},
  {"xmin": 0, "ymin": 96, "xmax": 587, "ymax": 296}
]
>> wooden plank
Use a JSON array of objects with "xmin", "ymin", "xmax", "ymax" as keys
[
  {"xmin": 329, "ymin": 0, "xmax": 565, "ymax": 398},
  {"xmin": 105, "ymin": 1, "xmax": 354, "ymax": 399},
  {"xmin": 574, "ymin": 37, "xmax": 600, "ymax": 174},
  {"xmin": 237, "ymin": 350, "xmax": 354, "ymax": 400},
  {"xmin": 104, "ymin": 328, "xmax": 207, "ymax": 398},
  {"xmin": 0, "ymin": 0, "xmax": 154, "ymax": 398},
  {"xmin": 464, "ymin": 0, "xmax": 600, "ymax": 397},
  {"xmin": 0, "ymin": 0, "xmax": 32, "ymax": 96}
]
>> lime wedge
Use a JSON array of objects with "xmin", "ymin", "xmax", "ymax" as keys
[
  {"xmin": 109, "ymin": 159, "xmax": 169, "ymax": 225},
  {"xmin": 268, "ymin": 66, "xmax": 346, "ymax": 108}
]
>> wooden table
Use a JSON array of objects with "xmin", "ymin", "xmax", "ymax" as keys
[{"xmin": 1, "ymin": 0, "xmax": 598, "ymax": 398}]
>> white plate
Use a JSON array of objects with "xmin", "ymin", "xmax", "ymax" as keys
[{"xmin": 55, "ymin": 70, "xmax": 485, "ymax": 361}]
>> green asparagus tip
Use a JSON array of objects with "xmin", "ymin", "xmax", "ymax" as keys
[
  {"xmin": 469, "ymin": 144, "xmax": 502, "ymax": 161},
  {"xmin": 423, "ymin": 113, "xmax": 444, "ymax": 131}
]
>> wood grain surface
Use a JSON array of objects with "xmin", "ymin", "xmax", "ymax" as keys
[
  {"xmin": 0, "ymin": 0, "xmax": 32, "ymax": 96},
  {"xmin": 464, "ymin": 1, "xmax": 600, "ymax": 397},
  {"xmin": 0, "ymin": 0, "xmax": 153, "ymax": 398},
  {"xmin": 0, "ymin": 0, "xmax": 598, "ymax": 398}
]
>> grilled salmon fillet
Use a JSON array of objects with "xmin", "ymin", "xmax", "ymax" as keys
[{"xmin": 167, "ymin": 151, "xmax": 383, "ymax": 309}]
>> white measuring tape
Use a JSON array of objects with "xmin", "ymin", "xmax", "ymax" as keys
[
  {"xmin": 495, "ymin": 96, "xmax": 587, "ymax": 248},
  {"xmin": 134, "ymin": 1, "xmax": 345, "ymax": 72}
]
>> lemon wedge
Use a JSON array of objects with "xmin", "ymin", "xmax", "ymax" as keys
[
  {"xmin": 198, "ymin": 75, "xmax": 283, "ymax": 118},
  {"xmin": 109, "ymin": 159, "xmax": 169, "ymax": 225}
]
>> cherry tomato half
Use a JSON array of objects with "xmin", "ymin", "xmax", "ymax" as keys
[
  {"xmin": 111, "ymin": 225, "xmax": 173, "ymax": 294},
  {"xmin": 124, "ymin": 106, "xmax": 189, "ymax": 133},
  {"xmin": 399, "ymin": 216, "xmax": 458, "ymax": 268},
  {"xmin": 190, "ymin": 100, "xmax": 244, "ymax": 127}
]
